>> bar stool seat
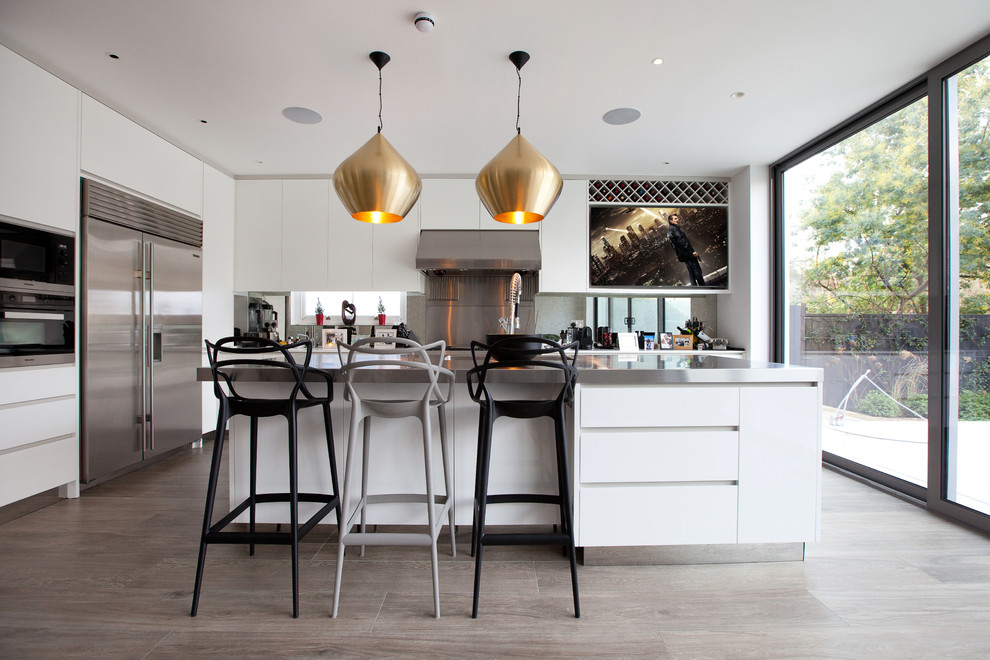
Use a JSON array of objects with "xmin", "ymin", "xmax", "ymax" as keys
[
  {"xmin": 191, "ymin": 337, "xmax": 341, "ymax": 618},
  {"xmin": 467, "ymin": 336, "xmax": 580, "ymax": 618},
  {"xmin": 332, "ymin": 337, "xmax": 456, "ymax": 619}
]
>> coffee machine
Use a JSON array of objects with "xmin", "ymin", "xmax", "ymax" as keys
[{"xmin": 246, "ymin": 297, "xmax": 279, "ymax": 341}]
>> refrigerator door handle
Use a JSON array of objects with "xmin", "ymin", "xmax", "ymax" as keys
[
  {"xmin": 147, "ymin": 241, "xmax": 155, "ymax": 452},
  {"xmin": 140, "ymin": 240, "xmax": 148, "ymax": 452}
]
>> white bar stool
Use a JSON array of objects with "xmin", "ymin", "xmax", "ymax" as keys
[{"xmin": 332, "ymin": 337, "xmax": 456, "ymax": 619}]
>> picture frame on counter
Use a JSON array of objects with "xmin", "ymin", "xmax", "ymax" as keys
[
  {"xmin": 672, "ymin": 334, "xmax": 693, "ymax": 350},
  {"xmin": 659, "ymin": 332, "xmax": 673, "ymax": 349}
]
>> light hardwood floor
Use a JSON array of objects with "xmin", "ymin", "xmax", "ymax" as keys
[{"xmin": 2, "ymin": 443, "xmax": 990, "ymax": 659}]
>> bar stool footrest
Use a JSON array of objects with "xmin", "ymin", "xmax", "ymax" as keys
[
  {"xmin": 205, "ymin": 493, "xmax": 339, "ymax": 545},
  {"xmin": 480, "ymin": 532, "xmax": 572, "ymax": 547},
  {"xmin": 483, "ymin": 493, "xmax": 561, "ymax": 506}
]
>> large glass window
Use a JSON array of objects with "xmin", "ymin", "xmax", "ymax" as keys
[
  {"xmin": 781, "ymin": 98, "xmax": 930, "ymax": 487},
  {"xmin": 946, "ymin": 56, "xmax": 990, "ymax": 515}
]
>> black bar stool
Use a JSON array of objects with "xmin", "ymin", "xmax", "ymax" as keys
[
  {"xmin": 466, "ymin": 336, "xmax": 580, "ymax": 618},
  {"xmin": 191, "ymin": 337, "xmax": 341, "ymax": 618}
]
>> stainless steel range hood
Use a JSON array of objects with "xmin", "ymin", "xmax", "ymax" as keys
[{"xmin": 415, "ymin": 229, "xmax": 541, "ymax": 274}]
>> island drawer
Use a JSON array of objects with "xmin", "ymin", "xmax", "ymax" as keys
[
  {"xmin": 577, "ymin": 484, "xmax": 738, "ymax": 546},
  {"xmin": 580, "ymin": 386, "xmax": 739, "ymax": 428},
  {"xmin": 580, "ymin": 430, "xmax": 738, "ymax": 483}
]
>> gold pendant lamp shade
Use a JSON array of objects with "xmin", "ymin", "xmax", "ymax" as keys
[
  {"xmin": 333, "ymin": 52, "xmax": 421, "ymax": 224},
  {"xmin": 476, "ymin": 51, "xmax": 562, "ymax": 225}
]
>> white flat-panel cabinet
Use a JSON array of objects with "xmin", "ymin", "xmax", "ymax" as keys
[
  {"xmin": 419, "ymin": 178, "xmax": 538, "ymax": 231},
  {"xmin": 328, "ymin": 194, "xmax": 373, "ymax": 290},
  {"xmin": 419, "ymin": 179, "xmax": 481, "ymax": 229},
  {"xmin": 234, "ymin": 180, "xmax": 282, "ymax": 291},
  {"xmin": 0, "ymin": 365, "xmax": 78, "ymax": 506},
  {"xmin": 80, "ymin": 95, "xmax": 203, "ymax": 216},
  {"xmin": 540, "ymin": 179, "xmax": 588, "ymax": 293},
  {"xmin": 573, "ymin": 382, "xmax": 821, "ymax": 547},
  {"xmin": 282, "ymin": 180, "xmax": 330, "ymax": 291},
  {"xmin": 372, "ymin": 198, "xmax": 422, "ymax": 291},
  {"xmin": 0, "ymin": 45, "xmax": 79, "ymax": 231},
  {"xmin": 738, "ymin": 385, "xmax": 822, "ymax": 542}
]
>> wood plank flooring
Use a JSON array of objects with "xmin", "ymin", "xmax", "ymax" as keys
[{"xmin": 2, "ymin": 444, "xmax": 990, "ymax": 659}]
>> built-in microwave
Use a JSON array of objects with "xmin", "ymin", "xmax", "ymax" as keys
[
  {"xmin": 0, "ymin": 287, "xmax": 75, "ymax": 367},
  {"xmin": 0, "ymin": 217, "xmax": 74, "ymax": 291}
]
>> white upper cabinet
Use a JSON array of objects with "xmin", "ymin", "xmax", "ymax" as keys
[
  {"xmin": 0, "ymin": 45, "xmax": 79, "ymax": 232},
  {"xmin": 282, "ymin": 179, "xmax": 330, "ymax": 291},
  {"xmin": 373, "ymin": 198, "xmax": 422, "ymax": 291},
  {"xmin": 80, "ymin": 95, "xmax": 203, "ymax": 216},
  {"xmin": 234, "ymin": 180, "xmax": 282, "ymax": 291},
  {"xmin": 540, "ymin": 179, "xmax": 588, "ymax": 293},
  {"xmin": 419, "ymin": 179, "xmax": 481, "ymax": 229},
  {"xmin": 419, "ymin": 177, "xmax": 538, "ymax": 231},
  {"xmin": 327, "ymin": 193, "xmax": 373, "ymax": 290}
]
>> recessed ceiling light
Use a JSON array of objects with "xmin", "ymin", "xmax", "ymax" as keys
[
  {"xmin": 730, "ymin": 91, "xmax": 745, "ymax": 99},
  {"xmin": 199, "ymin": 119, "xmax": 207, "ymax": 124},
  {"xmin": 602, "ymin": 107, "xmax": 642, "ymax": 125},
  {"xmin": 106, "ymin": 52, "xmax": 119, "ymax": 60},
  {"xmin": 282, "ymin": 106, "xmax": 323, "ymax": 124},
  {"xmin": 652, "ymin": 57, "xmax": 664, "ymax": 65}
]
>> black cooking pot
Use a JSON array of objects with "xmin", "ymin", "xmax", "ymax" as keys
[{"xmin": 483, "ymin": 333, "xmax": 546, "ymax": 361}]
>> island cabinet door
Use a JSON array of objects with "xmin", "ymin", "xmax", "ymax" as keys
[{"xmin": 737, "ymin": 384, "xmax": 822, "ymax": 543}]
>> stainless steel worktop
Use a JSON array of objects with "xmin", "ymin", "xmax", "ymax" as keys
[{"xmin": 196, "ymin": 351, "xmax": 821, "ymax": 385}]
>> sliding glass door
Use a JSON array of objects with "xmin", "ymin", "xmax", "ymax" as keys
[
  {"xmin": 945, "ymin": 56, "xmax": 990, "ymax": 516},
  {"xmin": 774, "ymin": 34, "xmax": 990, "ymax": 532},
  {"xmin": 780, "ymin": 98, "xmax": 930, "ymax": 488}
]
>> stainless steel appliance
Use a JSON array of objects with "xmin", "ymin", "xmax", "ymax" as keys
[
  {"xmin": 0, "ymin": 216, "xmax": 74, "ymax": 289},
  {"xmin": 0, "ymin": 285, "xmax": 75, "ymax": 367},
  {"xmin": 80, "ymin": 179, "xmax": 202, "ymax": 484},
  {"xmin": 416, "ymin": 230, "xmax": 541, "ymax": 348},
  {"xmin": 246, "ymin": 297, "xmax": 278, "ymax": 340}
]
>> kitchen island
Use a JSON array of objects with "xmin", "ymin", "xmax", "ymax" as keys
[{"xmin": 197, "ymin": 352, "xmax": 822, "ymax": 553}]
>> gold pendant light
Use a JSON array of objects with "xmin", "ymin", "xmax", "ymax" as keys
[
  {"xmin": 334, "ymin": 51, "xmax": 421, "ymax": 224},
  {"xmin": 476, "ymin": 51, "xmax": 562, "ymax": 225}
]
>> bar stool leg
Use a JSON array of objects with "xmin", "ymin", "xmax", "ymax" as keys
[
  {"xmin": 471, "ymin": 411, "xmax": 497, "ymax": 618},
  {"xmin": 421, "ymin": 411, "xmax": 441, "ymax": 619},
  {"xmin": 332, "ymin": 403, "xmax": 361, "ymax": 618},
  {"xmin": 191, "ymin": 405, "xmax": 229, "ymax": 616},
  {"xmin": 359, "ymin": 417, "xmax": 371, "ymax": 558},
  {"xmin": 470, "ymin": 404, "xmax": 488, "ymax": 558},
  {"xmin": 554, "ymin": 411, "xmax": 580, "ymax": 618},
  {"xmin": 287, "ymin": 410, "xmax": 301, "ymax": 618},
  {"xmin": 437, "ymin": 404, "xmax": 456, "ymax": 557},
  {"xmin": 249, "ymin": 416, "xmax": 258, "ymax": 556},
  {"xmin": 322, "ymin": 402, "xmax": 342, "ymax": 537}
]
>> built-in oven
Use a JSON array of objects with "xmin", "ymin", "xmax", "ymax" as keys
[
  {"xmin": 0, "ymin": 287, "xmax": 75, "ymax": 367},
  {"xmin": 0, "ymin": 216, "xmax": 74, "ymax": 290}
]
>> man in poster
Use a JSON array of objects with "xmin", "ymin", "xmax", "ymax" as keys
[{"xmin": 666, "ymin": 213, "xmax": 705, "ymax": 286}]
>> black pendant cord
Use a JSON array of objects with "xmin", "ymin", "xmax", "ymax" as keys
[
  {"xmin": 378, "ymin": 67, "xmax": 384, "ymax": 134},
  {"xmin": 515, "ymin": 67, "xmax": 522, "ymax": 135}
]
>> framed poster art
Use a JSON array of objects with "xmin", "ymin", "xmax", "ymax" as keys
[{"xmin": 589, "ymin": 206, "xmax": 728, "ymax": 290}]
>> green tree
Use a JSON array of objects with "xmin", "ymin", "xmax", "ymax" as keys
[{"xmin": 795, "ymin": 59, "xmax": 990, "ymax": 314}]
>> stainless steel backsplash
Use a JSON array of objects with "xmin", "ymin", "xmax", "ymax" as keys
[{"xmin": 423, "ymin": 273, "xmax": 538, "ymax": 347}]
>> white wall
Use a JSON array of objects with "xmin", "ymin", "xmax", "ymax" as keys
[
  {"xmin": 719, "ymin": 165, "xmax": 771, "ymax": 362},
  {"xmin": 201, "ymin": 165, "xmax": 236, "ymax": 432}
]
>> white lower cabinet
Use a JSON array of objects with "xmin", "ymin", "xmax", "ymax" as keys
[
  {"xmin": 0, "ymin": 364, "xmax": 79, "ymax": 506},
  {"xmin": 573, "ymin": 382, "xmax": 821, "ymax": 547}
]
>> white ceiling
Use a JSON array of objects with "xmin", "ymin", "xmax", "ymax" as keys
[{"xmin": 2, "ymin": 0, "xmax": 990, "ymax": 179}]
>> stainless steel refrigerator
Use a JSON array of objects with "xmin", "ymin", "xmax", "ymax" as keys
[{"xmin": 80, "ymin": 179, "xmax": 203, "ymax": 484}]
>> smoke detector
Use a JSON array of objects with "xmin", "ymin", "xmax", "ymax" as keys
[{"xmin": 414, "ymin": 12, "xmax": 435, "ymax": 32}]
